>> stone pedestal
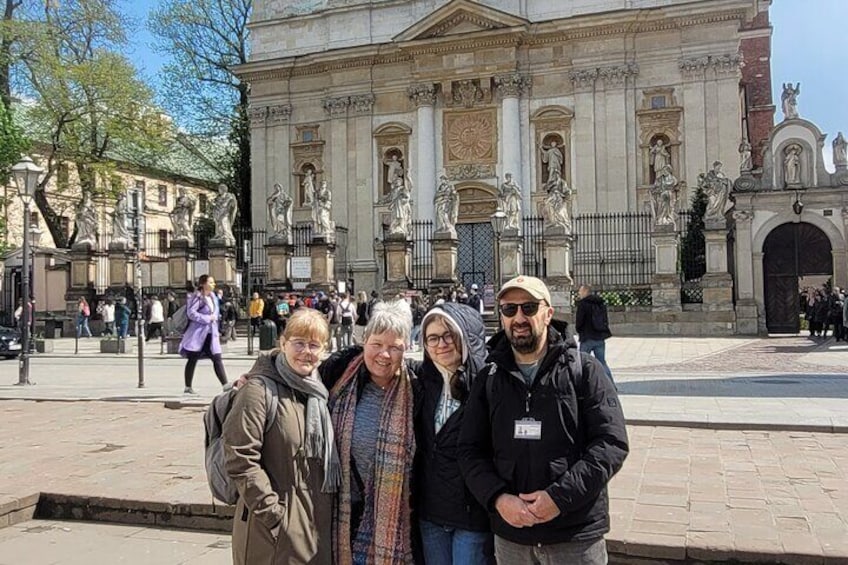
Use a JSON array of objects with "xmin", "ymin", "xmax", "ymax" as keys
[
  {"xmin": 108, "ymin": 242, "xmax": 134, "ymax": 290},
  {"xmin": 735, "ymin": 298, "xmax": 760, "ymax": 335},
  {"xmin": 382, "ymin": 234, "xmax": 413, "ymax": 297},
  {"xmin": 307, "ymin": 235, "xmax": 337, "ymax": 293},
  {"xmin": 500, "ymin": 233, "xmax": 523, "ymax": 281},
  {"xmin": 429, "ymin": 232, "xmax": 458, "ymax": 292},
  {"xmin": 266, "ymin": 243, "xmax": 295, "ymax": 291},
  {"xmin": 702, "ymin": 226, "xmax": 734, "ymax": 312},
  {"xmin": 168, "ymin": 240, "xmax": 195, "ymax": 291},
  {"xmin": 66, "ymin": 244, "xmax": 97, "ymax": 313},
  {"xmin": 208, "ymin": 242, "xmax": 238, "ymax": 297},
  {"xmin": 544, "ymin": 229, "xmax": 574, "ymax": 314},
  {"xmin": 652, "ymin": 227, "xmax": 681, "ymax": 311}
]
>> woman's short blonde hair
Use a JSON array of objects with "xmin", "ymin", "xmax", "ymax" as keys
[{"xmin": 281, "ymin": 308, "xmax": 330, "ymax": 344}]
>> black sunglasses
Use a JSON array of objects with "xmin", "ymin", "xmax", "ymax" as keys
[{"xmin": 499, "ymin": 302, "xmax": 542, "ymax": 318}]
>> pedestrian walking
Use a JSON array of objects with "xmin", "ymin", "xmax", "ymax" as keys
[
  {"xmin": 410, "ymin": 296, "xmax": 426, "ymax": 349},
  {"xmin": 98, "ymin": 299, "xmax": 115, "ymax": 336},
  {"xmin": 222, "ymin": 298, "xmax": 238, "ymax": 342},
  {"xmin": 248, "ymin": 292, "xmax": 264, "ymax": 336},
  {"xmin": 76, "ymin": 297, "xmax": 92, "ymax": 338},
  {"xmin": 825, "ymin": 288, "xmax": 844, "ymax": 341},
  {"xmin": 467, "ymin": 283, "xmax": 484, "ymax": 314},
  {"xmin": 415, "ymin": 302, "xmax": 494, "ymax": 564},
  {"xmin": 223, "ymin": 308, "xmax": 338, "ymax": 564},
  {"xmin": 459, "ymin": 275, "xmax": 628, "ymax": 565},
  {"xmin": 115, "ymin": 297, "xmax": 131, "ymax": 339},
  {"xmin": 179, "ymin": 274, "xmax": 228, "ymax": 395},
  {"xmin": 165, "ymin": 293, "xmax": 178, "ymax": 334},
  {"xmin": 354, "ymin": 290, "xmax": 368, "ymax": 345},
  {"xmin": 338, "ymin": 291, "xmax": 356, "ymax": 349},
  {"xmin": 146, "ymin": 296, "xmax": 165, "ymax": 342},
  {"xmin": 575, "ymin": 284, "xmax": 614, "ymax": 384}
]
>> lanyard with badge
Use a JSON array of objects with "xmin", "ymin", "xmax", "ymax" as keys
[{"xmin": 514, "ymin": 389, "xmax": 542, "ymax": 440}]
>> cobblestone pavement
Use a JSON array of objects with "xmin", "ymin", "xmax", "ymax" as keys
[
  {"xmin": 0, "ymin": 401, "xmax": 846, "ymax": 562},
  {"xmin": 0, "ymin": 520, "xmax": 230, "ymax": 565}
]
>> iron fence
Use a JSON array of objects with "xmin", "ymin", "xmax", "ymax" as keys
[
  {"xmin": 572, "ymin": 212, "xmax": 655, "ymax": 306},
  {"xmin": 522, "ymin": 217, "xmax": 546, "ymax": 278},
  {"xmin": 678, "ymin": 210, "xmax": 704, "ymax": 304}
]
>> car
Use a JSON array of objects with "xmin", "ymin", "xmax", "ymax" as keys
[{"xmin": 0, "ymin": 326, "xmax": 23, "ymax": 359}]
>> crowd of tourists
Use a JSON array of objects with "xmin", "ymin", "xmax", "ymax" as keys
[
  {"xmin": 207, "ymin": 273, "xmax": 628, "ymax": 565},
  {"xmin": 801, "ymin": 285, "xmax": 846, "ymax": 340}
]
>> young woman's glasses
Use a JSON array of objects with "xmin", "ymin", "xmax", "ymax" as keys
[
  {"xmin": 287, "ymin": 340, "xmax": 324, "ymax": 354},
  {"xmin": 499, "ymin": 302, "xmax": 541, "ymax": 318},
  {"xmin": 425, "ymin": 332, "xmax": 455, "ymax": 347}
]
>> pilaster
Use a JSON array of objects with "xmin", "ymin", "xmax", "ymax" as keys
[{"xmin": 408, "ymin": 83, "xmax": 437, "ymax": 223}]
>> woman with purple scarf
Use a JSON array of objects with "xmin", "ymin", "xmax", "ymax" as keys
[{"xmin": 180, "ymin": 274, "xmax": 228, "ymax": 394}]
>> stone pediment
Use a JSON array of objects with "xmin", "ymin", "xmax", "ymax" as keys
[{"xmin": 393, "ymin": 0, "xmax": 528, "ymax": 42}]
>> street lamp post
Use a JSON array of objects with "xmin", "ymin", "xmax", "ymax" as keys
[
  {"xmin": 244, "ymin": 239, "xmax": 253, "ymax": 356},
  {"xmin": 134, "ymin": 227, "xmax": 145, "ymax": 388},
  {"xmin": 11, "ymin": 156, "xmax": 44, "ymax": 386},
  {"xmin": 490, "ymin": 208, "xmax": 507, "ymax": 328}
]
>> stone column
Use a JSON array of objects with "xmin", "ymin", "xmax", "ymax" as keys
[
  {"xmin": 701, "ymin": 217, "xmax": 734, "ymax": 312},
  {"xmin": 107, "ymin": 241, "xmax": 134, "ymax": 291},
  {"xmin": 430, "ymin": 231, "xmax": 459, "ymax": 294},
  {"xmin": 248, "ymin": 106, "xmax": 269, "ymax": 232},
  {"xmin": 495, "ymin": 74, "xmax": 530, "ymax": 190},
  {"xmin": 266, "ymin": 242, "xmax": 295, "ymax": 292},
  {"xmin": 731, "ymin": 209, "xmax": 758, "ymax": 334},
  {"xmin": 208, "ymin": 241, "xmax": 238, "ymax": 298},
  {"xmin": 382, "ymin": 233, "xmax": 413, "ymax": 297},
  {"xmin": 651, "ymin": 225, "xmax": 681, "ymax": 311},
  {"xmin": 408, "ymin": 84, "xmax": 437, "ymax": 222},
  {"xmin": 168, "ymin": 240, "xmax": 195, "ymax": 292},
  {"xmin": 307, "ymin": 234, "xmax": 337, "ymax": 294},
  {"xmin": 544, "ymin": 227, "xmax": 574, "ymax": 314}
]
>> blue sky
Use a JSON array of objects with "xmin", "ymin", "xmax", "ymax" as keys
[{"xmin": 126, "ymin": 1, "xmax": 847, "ymax": 151}]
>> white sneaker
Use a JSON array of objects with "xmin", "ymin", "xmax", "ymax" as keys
[{"xmin": 183, "ymin": 387, "xmax": 198, "ymax": 395}]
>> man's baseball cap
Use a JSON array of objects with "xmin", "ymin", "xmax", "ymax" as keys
[
  {"xmin": 470, "ymin": 283, "xmax": 478, "ymax": 290},
  {"xmin": 496, "ymin": 275, "xmax": 552, "ymax": 304}
]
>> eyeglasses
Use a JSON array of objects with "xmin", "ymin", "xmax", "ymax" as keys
[
  {"xmin": 425, "ymin": 332, "xmax": 455, "ymax": 347},
  {"xmin": 366, "ymin": 342, "xmax": 406, "ymax": 356},
  {"xmin": 499, "ymin": 302, "xmax": 542, "ymax": 318},
  {"xmin": 287, "ymin": 340, "xmax": 324, "ymax": 354}
]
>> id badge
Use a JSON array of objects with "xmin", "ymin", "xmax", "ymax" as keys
[{"xmin": 514, "ymin": 418, "xmax": 542, "ymax": 440}]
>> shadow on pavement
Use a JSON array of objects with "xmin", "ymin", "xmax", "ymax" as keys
[{"xmin": 618, "ymin": 373, "xmax": 848, "ymax": 398}]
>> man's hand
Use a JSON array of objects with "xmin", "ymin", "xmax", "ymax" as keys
[
  {"xmin": 495, "ymin": 494, "xmax": 539, "ymax": 528},
  {"xmin": 519, "ymin": 491, "xmax": 561, "ymax": 523}
]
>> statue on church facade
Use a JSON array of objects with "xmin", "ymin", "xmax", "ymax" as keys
[
  {"xmin": 267, "ymin": 182, "xmax": 293, "ymax": 244},
  {"xmin": 781, "ymin": 82, "xmax": 800, "ymax": 120},
  {"xmin": 306, "ymin": 179, "xmax": 335, "ymax": 238},
  {"xmin": 833, "ymin": 132, "xmax": 847, "ymax": 169},
  {"xmin": 540, "ymin": 140, "xmax": 564, "ymax": 183},
  {"xmin": 700, "ymin": 161, "xmax": 734, "ymax": 223},
  {"xmin": 650, "ymin": 138, "xmax": 671, "ymax": 176},
  {"xmin": 434, "ymin": 174, "xmax": 459, "ymax": 236},
  {"xmin": 111, "ymin": 192, "xmax": 131, "ymax": 246},
  {"xmin": 170, "ymin": 187, "xmax": 196, "ymax": 244},
  {"xmin": 74, "ymin": 192, "xmax": 98, "ymax": 248},
  {"xmin": 387, "ymin": 177, "xmax": 412, "ymax": 237},
  {"xmin": 739, "ymin": 139, "xmax": 753, "ymax": 173},
  {"xmin": 211, "ymin": 183, "xmax": 238, "ymax": 245},
  {"xmin": 383, "ymin": 153, "xmax": 404, "ymax": 188},
  {"xmin": 651, "ymin": 164, "xmax": 678, "ymax": 228},
  {"xmin": 499, "ymin": 173, "xmax": 522, "ymax": 234},
  {"xmin": 784, "ymin": 144, "xmax": 802, "ymax": 186},
  {"xmin": 540, "ymin": 168, "xmax": 572, "ymax": 232}
]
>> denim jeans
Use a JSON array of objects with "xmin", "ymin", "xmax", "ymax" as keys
[
  {"xmin": 419, "ymin": 519, "xmax": 491, "ymax": 565},
  {"xmin": 494, "ymin": 536, "xmax": 607, "ymax": 565},
  {"xmin": 117, "ymin": 320, "xmax": 129, "ymax": 339},
  {"xmin": 579, "ymin": 338, "xmax": 613, "ymax": 383},
  {"xmin": 76, "ymin": 316, "xmax": 92, "ymax": 337}
]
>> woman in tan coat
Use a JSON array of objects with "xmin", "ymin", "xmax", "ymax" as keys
[{"xmin": 223, "ymin": 308, "xmax": 340, "ymax": 564}]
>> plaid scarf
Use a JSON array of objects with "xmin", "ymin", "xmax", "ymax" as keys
[{"xmin": 330, "ymin": 353, "xmax": 416, "ymax": 565}]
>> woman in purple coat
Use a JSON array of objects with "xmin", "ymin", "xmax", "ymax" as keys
[{"xmin": 180, "ymin": 274, "xmax": 229, "ymax": 394}]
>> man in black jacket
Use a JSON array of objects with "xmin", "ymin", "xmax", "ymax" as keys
[
  {"xmin": 575, "ymin": 284, "xmax": 614, "ymax": 383},
  {"xmin": 458, "ymin": 275, "xmax": 628, "ymax": 564}
]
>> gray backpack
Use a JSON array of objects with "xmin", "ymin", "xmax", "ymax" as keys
[{"xmin": 203, "ymin": 375, "xmax": 281, "ymax": 505}]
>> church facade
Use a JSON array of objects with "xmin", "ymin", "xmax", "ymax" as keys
[{"xmin": 240, "ymin": 0, "xmax": 773, "ymax": 293}]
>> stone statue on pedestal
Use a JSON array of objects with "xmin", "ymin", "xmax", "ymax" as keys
[
  {"xmin": 781, "ymin": 82, "xmax": 800, "ymax": 120},
  {"xmin": 74, "ymin": 192, "xmax": 98, "ymax": 248},
  {"xmin": 739, "ymin": 139, "xmax": 753, "ymax": 173},
  {"xmin": 383, "ymin": 154, "xmax": 404, "ymax": 189},
  {"xmin": 651, "ymin": 164, "xmax": 678, "ymax": 228},
  {"xmin": 540, "ymin": 168, "xmax": 572, "ymax": 232},
  {"xmin": 306, "ymin": 179, "xmax": 334, "ymax": 238},
  {"xmin": 388, "ymin": 177, "xmax": 412, "ymax": 237},
  {"xmin": 833, "ymin": 132, "xmax": 847, "ymax": 169},
  {"xmin": 499, "ymin": 173, "xmax": 522, "ymax": 234},
  {"xmin": 170, "ymin": 187, "xmax": 196, "ymax": 244},
  {"xmin": 540, "ymin": 140, "xmax": 564, "ymax": 183},
  {"xmin": 211, "ymin": 183, "xmax": 238, "ymax": 245},
  {"xmin": 434, "ymin": 174, "xmax": 459, "ymax": 236},
  {"xmin": 699, "ymin": 161, "xmax": 734, "ymax": 222},
  {"xmin": 267, "ymin": 182, "xmax": 293, "ymax": 244},
  {"xmin": 111, "ymin": 192, "xmax": 131, "ymax": 246}
]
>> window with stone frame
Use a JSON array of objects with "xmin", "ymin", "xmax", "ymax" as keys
[
  {"xmin": 158, "ymin": 229, "xmax": 168, "ymax": 253},
  {"xmin": 29, "ymin": 211, "xmax": 39, "ymax": 228},
  {"xmin": 59, "ymin": 216, "xmax": 70, "ymax": 240},
  {"xmin": 199, "ymin": 194, "xmax": 209, "ymax": 214},
  {"xmin": 158, "ymin": 185, "xmax": 167, "ymax": 207}
]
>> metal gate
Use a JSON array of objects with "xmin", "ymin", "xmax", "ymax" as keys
[
  {"xmin": 763, "ymin": 222, "xmax": 832, "ymax": 333},
  {"xmin": 457, "ymin": 222, "xmax": 494, "ymax": 290}
]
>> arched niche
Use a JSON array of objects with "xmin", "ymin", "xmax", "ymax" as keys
[
  {"xmin": 374, "ymin": 122, "xmax": 412, "ymax": 201},
  {"xmin": 455, "ymin": 182, "xmax": 499, "ymax": 223},
  {"xmin": 530, "ymin": 106, "xmax": 573, "ymax": 193}
]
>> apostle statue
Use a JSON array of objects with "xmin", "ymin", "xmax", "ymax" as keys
[
  {"xmin": 306, "ymin": 179, "xmax": 335, "ymax": 238},
  {"xmin": 784, "ymin": 144, "xmax": 802, "ymax": 186},
  {"xmin": 650, "ymin": 139, "xmax": 671, "ymax": 177},
  {"xmin": 833, "ymin": 132, "xmax": 847, "ymax": 169},
  {"xmin": 170, "ymin": 187, "xmax": 196, "ymax": 244},
  {"xmin": 211, "ymin": 183, "xmax": 238, "ymax": 245},
  {"xmin": 650, "ymin": 164, "xmax": 679, "ymax": 228},
  {"xmin": 74, "ymin": 192, "xmax": 98, "ymax": 248},
  {"xmin": 388, "ymin": 177, "xmax": 412, "ymax": 238},
  {"xmin": 434, "ymin": 174, "xmax": 459, "ymax": 237},
  {"xmin": 267, "ymin": 182, "xmax": 293, "ymax": 244},
  {"xmin": 739, "ymin": 139, "xmax": 753, "ymax": 173},
  {"xmin": 383, "ymin": 154, "xmax": 404, "ymax": 190},
  {"xmin": 111, "ymin": 192, "xmax": 131, "ymax": 246},
  {"xmin": 540, "ymin": 140, "xmax": 564, "ymax": 183},
  {"xmin": 781, "ymin": 82, "xmax": 800, "ymax": 120},
  {"xmin": 540, "ymin": 168, "xmax": 572, "ymax": 232},
  {"xmin": 700, "ymin": 161, "xmax": 734, "ymax": 223},
  {"xmin": 499, "ymin": 173, "xmax": 522, "ymax": 234}
]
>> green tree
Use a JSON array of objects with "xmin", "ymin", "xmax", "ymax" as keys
[
  {"xmin": 680, "ymin": 181, "xmax": 707, "ymax": 281},
  {"xmin": 13, "ymin": 0, "xmax": 169, "ymax": 247},
  {"xmin": 0, "ymin": 101, "xmax": 29, "ymax": 249},
  {"xmin": 149, "ymin": 0, "xmax": 251, "ymax": 227}
]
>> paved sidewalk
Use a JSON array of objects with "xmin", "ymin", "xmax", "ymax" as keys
[{"xmin": 0, "ymin": 401, "xmax": 845, "ymax": 563}]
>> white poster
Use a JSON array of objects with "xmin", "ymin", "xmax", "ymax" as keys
[{"xmin": 291, "ymin": 257, "xmax": 311, "ymax": 279}]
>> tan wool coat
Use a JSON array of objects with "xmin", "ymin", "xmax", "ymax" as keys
[{"xmin": 222, "ymin": 354, "xmax": 333, "ymax": 565}]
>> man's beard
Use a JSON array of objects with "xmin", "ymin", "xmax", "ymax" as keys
[{"xmin": 508, "ymin": 323, "xmax": 539, "ymax": 354}]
